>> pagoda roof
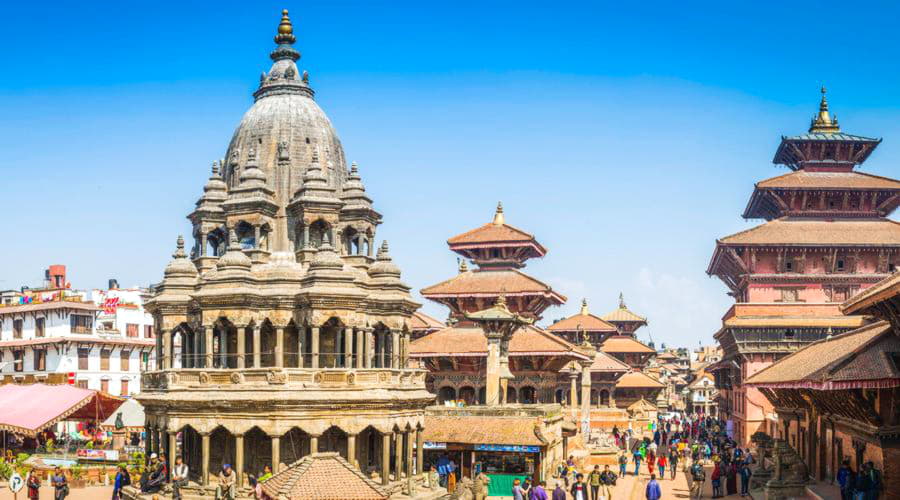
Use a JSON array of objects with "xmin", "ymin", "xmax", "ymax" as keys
[
  {"xmin": 260, "ymin": 452, "xmax": 388, "ymax": 500},
  {"xmin": 409, "ymin": 324, "xmax": 590, "ymax": 360},
  {"xmin": 589, "ymin": 351, "xmax": 631, "ymax": 373},
  {"xmin": 715, "ymin": 217, "xmax": 900, "ymax": 247},
  {"xmin": 424, "ymin": 415, "xmax": 546, "ymax": 446},
  {"xmin": 617, "ymin": 371, "xmax": 665, "ymax": 389},
  {"xmin": 547, "ymin": 300, "xmax": 618, "ymax": 333},
  {"xmin": 714, "ymin": 302, "xmax": 869, "ymax": 331},
  {"xmin": 656, "ymin": 351, "xmax": 677, "ymax": 361},
  {"xmin": 410, "ymin": 311, "xmax": 445, "ymax": 333},
  {"xmin": 744, "ymin": 320, "xmax": 900, "ymax": 390},
  {"xmin": 601, "ymin": 297, "xmax": 647, "ymax": 325},
  {"xmin": 420, "ymin": 269, "xmax": 566, "ymax": 302},
  {"xmin": 447, "ymin": 203, "xmax": 547, "ymax": 253},
  {"xmin": 601, "ymin": 335, "xmax": 656, "ymax": 354}
]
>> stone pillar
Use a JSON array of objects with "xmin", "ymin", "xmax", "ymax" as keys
[
  {"xmin": 415, "ymin": 428, "xmax": 424, "ymax": 475},
  {"xmin": 252, "ymin": 325, "xmax": 261, "ymax": 368},
  {"xmin": 485, "ymin": 335, "xmax": 502, "ymax": 406},
  {"xmin": 580, "ymin": 360, "xmax": 593, "ymax": 435},
  {"xmin": 161, "ymin": 329, "xmax": 172, "ymax": 369},
  {"xmin": 271, "ymin": 436, "xmax": 281, "ymax": 473},
  {"xmin": 309, "ymin": 434, "xmax": 319, "ymax": 454},
  {"xmin": 201, "ymin": 432, "xmax": 210, "ymax": 486},
  {"xmin": 381, "ymin": 432, "xmax": 391, "ymax": 486},
  {"xmin": 275, "ymin": 326, "xmax": 284, "ymax": 368},
  {"xmin": 254, "ymin": 225, "xmax": 261, "ymax": 249},
  {"xmin": 365, "ymin": 329, "xmax": 374, "ymax": 368},
  {"xmin": 347, "ymin": 433, "xmax": 357, "ymax": 467},
  {"xmin": 168, "ymin": 430, "xmax": 178, "ymax": 463},
  {"xmin": 609, "ymin": 384, "xmax": 617, "ymax": 408},
  {"xmin": 405, "ymin": 429, "xmax": 414, "ymax": 492},
  {"xmin": 204, "ymin": 326, "xmax": 214, "ymax": 368},
  {"xmin": 194, "ymin": 331, "xmax": 202, "ymax": 368},
  {"xmin": 297, "ymin": 328, "xmax": 304, "ymax": 368},
  {"xmin": 200, "ymin": 231, "xmax": 208, "ymax": 256},
  {"xmin": 391, "ymin": 330, "xmax": 400, "ymax": 369},
  {"xmin": 234, "ymin": 434, "xmax": 244, "ymax": 487},
  {"xmin": 311, "ymin": 327, "xmax": 320, "ymax": 369},
  {"xmin": 237, "ymin": 326, "xmax": 246, "ymax": 369},
  {"xmin": 394, "ymin": 431, "xmax": 403, "ymax": 480},
  {"xmin": 569, "ymin": 371, "xmax": 578, "ymax": 408},
  {"xmin": 355, "ymin": 328, "xmax": 364, "ymax": 369},
  {"xmin": 344, "ymin": 327, "xmax": 354, "ymax": 368},
  {"xmin": 144, "ymin": 424, "xmax": 151, "ymax": 458}
]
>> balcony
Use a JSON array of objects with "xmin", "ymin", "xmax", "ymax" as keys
[{"xmin": 141, "ymin": 366, "xmax": 428, "ymax": 391}]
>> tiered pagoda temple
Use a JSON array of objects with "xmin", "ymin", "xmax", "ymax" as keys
[
  {"xmin": 410, "ymin": 203, "xmax": 591, "ymax": 405},
  {"xmin": 135, "ymin": 11, "xmax": 432, "ymax": 498},
  {"xmin": 707, "ymin": 88, "xmax": 900, "ymax": 445},
  {"xmin": 548, "ymin": 297, "xmax": 663, "ymax": 410}
]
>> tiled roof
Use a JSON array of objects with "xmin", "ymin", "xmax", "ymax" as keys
[
  {"xmin": 260, "ymin": 452, "xmax": 388, "ymax": 500},
  {"xmin": 616, "ymin": 371, "xmax": 665, "ymax": 389},
  {"xmin": 723, "ymin": 315, "xmax": 867, "ymax": 328},
  {"xmin": 782, "ymin": 132, "xmax": 880, "ymax": 142},
  {"xmin": 0, "ymin": 336, "xmax": 155, "ymax": 349},
  {"xmin": 589, "ymin": 351, "xmax": 631, "ymax": 373},
  {"xmin": 410, "ymin": 311, "xmax": 445, "ymax": 332},
  {"xmin": 755, "ymin": 170, "xmax": 900, "ymax": 190},
  {"xmin": 626, "ymin": 397, "xmax": 659, "ymax": 411},
  {"xmin": 601, "ymin": 306, "xmax": 647, "ymax": 324},
  {"xmin": 661, "ymin": 363, "xmax": 682, "ymax": 372},
  {"xmin": 409, "ymin": 324, "xmax": 589, "ymax": 360},
  {"xmin": 601, "ymin": 336, "xmax": 655, "ymax": 354},
  {"xmin": 717, "ymin": 217, "xmax": 900, "ymax": 246},
  {"xmin": 0, "ymin": 300, "xmax": 100, "ymax": 316},
  {"xmin": 423, "ymin": 415, "xmax": 546, "ymax": 446},
  {"xmin": 448, "ymin": 222, "xmax": 539, "ymax": 246},
  {"xmin": 547, "ymin": 312, "xmax": 617, "ymax": 333},
  {"xmin": 656, "ymin": 352, "xmax": 677, "ymax": 360},
  {"xmin": 745, "ymin": 321, "xmax": 900, "ymax": 389},
  {"xmin": 420, "ymin": 269, "xmax": 566, "ymax": 303},
  {"xmin": 842, "ymin": 272, "xmax": 900, "ymax": 316}
]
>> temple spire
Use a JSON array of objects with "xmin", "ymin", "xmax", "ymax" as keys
[
  {"xmin": 270, "ymin": 9, "xmax": 300, "ymax": 62},
  {"xmin": 809, "ymin": 86, "xmax": 840, "ymax": 134},
  {"xmin": 580, "ymin": 298, "xmax": 589, "ymax": 315},
  {"xmin": 619, "ymin": 292, "xmax": 626, "ymax": 309},
  {"xmin": 492, "ymin": 202, "xmax": 505, "ymax": 225}
]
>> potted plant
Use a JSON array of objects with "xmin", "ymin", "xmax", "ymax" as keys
[{"xmin": 70, "ymin": 464, "xmax": 86, "ymax": 488}]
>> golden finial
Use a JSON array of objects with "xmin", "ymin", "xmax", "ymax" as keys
[
  {"xmin": 809, "ymin": 85, "xmax": 840, "ymax": 134},
  {"xmin": 458, "ymin": 258, "xmax": 469, "ymax": 273},
  {"xmin": 492, "ymin": 201, "xmax": 505, "ymax": 225},
  {"xmin": 580, "ymin": 298, "xmax": 589, "ymax": 315},
  {"xmin": 279, "ymin": 9, "xmax": 293, "ymax": 35},
  {"xmin": 618, "ymin": 292, "xmax": 626, "ymax": 309}
]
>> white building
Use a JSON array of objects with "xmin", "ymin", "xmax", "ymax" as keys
[
  {"xmin": 0, "ymin": 268, "xmax": 156, "ymax": 395},
  {"xmin": 685, "ymin": 372, "xmax": 718, "ymax": 416}
]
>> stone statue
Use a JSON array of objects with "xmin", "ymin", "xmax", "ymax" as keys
[{"xmin": 114, "ymin": 412, "xmax": 124, "ymax": 430}]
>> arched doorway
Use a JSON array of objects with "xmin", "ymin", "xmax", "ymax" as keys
[
  {"xmin": 600, "ymin": 389, "xmax": 610, "ymax": 406},
  {"xmin": 438, "ymin": 386, "xmax": 456, "ymax": 404},
  {"xmin": 458, "ymin": 386, "xmax": 476, "ymax": 406},
  {"xmin": 506, "ymin": 386, "xmax": 518, "ymax": 404},
  {"xmin": 519, "ymin": 386, "xmax": 537, "ymax": 404}
]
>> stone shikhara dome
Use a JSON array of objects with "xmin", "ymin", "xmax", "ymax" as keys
[{"xmin": 222, "ymin": 9, "xmax": 348, "ymax": 209}]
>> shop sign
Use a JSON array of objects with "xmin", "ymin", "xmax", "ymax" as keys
[
  {"xmin": 474, "ymin": 444, "xmax": 540, "ymax": 453},
  {"xmin": 423, "ymin": 441, "xmax": 447, "ymax": 449}
]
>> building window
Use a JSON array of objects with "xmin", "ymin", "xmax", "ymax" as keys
[
  {"xmin": 120, "ymin": 350, "xmax": 130, "ymax": 371},
  {"xmin": 120, "ymin": 379, "xmax": 129, "ymax": 397},
  {"xmin": 78, "ymin": 348, "xmax": 90, "ymax": 370},
  {"xmin": 70, "ymin": 315, "xmax": 93, "ymax": 334},
  {"xmin": 126, "ymin": 324, "xmax": 138, "ymax": 338},
  {"xmin": 100, "ymin": 349, "xmax": 111, "ymax": 371},
  {"xmin": 784, "ymin": 329, "xmax": 795, "ymax": 340},
  {"xmin": 13, "ymin": 319, "xmax": 23, "ymax": 339},
  {"xmin": 33, "ymin": 349, "xmax": 46, "ymax": 371},
  {"xmin": 35, "ymin": 317, "xmax": 45, "ymax": 337},
  {"xmin": 13, "ymin": 350, "xmax": 24, "ymax": 372},
  {"xmin": 100, "ymin": 379, "xmax": 109, "ymax": 394},
  {"xmin": 76, "ymin": 380, "xmax": 88, "ymax": 389},
  {"xmin": 836, "ymin": 259, "xmax": 845, "ymax": 272},
  {"xmin": 144, "ymin": 325, "xmax": 154, "ymax": 339}
]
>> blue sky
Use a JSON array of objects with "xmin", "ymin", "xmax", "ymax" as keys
[{"xmin": 3, "ymin": 1, "xmax": 900, "ymax": 348}]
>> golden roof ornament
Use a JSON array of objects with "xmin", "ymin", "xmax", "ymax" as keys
[
  {"xmin": 618, "ymin": 292, "xmax": 626, "ymax": 309},
  {"xmin": 580, "ymin": 298, "xmax": 589, "ymax": 315},
  {"xmin": 276, "ymin": 9, "xmax": 295, "ymax": 41},
  {"xmin": 492, "ymin": 201, "xmax": 505, "ymax": 225},
  {"xmin": 809, "ymin": 86, "xmax": 840, "ymax": 134}
]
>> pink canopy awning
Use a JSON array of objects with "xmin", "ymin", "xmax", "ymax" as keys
[{"xmin": 0, "ymin": 384, "xmax": 124, "ymax": 437}]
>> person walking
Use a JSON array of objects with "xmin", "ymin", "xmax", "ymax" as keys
[
  {"xmin": 112, "ymin": 464, "xmax": 131, "ymax": 500},
  {"xmin": 725, "ymin": 460, "xmax": 738, "ymax": 496},
  {"xmin": 530, "ymin": 480, "xmax": 549, "ymax": 500},
  {"xmin": 600, "ymin": 465, "xmax": 616, "ymax": 500},
  {"xmin": 711, "ymin": 462, "xmax": 722, "ymax": 498},
  {"xmin": 51, "ymin": 467, "xmax": 68, "ymax": 500},
  {"xmin": 646, "ymin": 474, "xmax": 662, "ymax": 500},
  {"xmin": 633, "ymin": 449, "xmax": 643, "ymax": 476},
  {"xmin": 619, "ymin": 452, "xmax": 628, "ymax": 478},
  {"xmin": 739, "ymin": 461, "xmax": 752, "ymax": 497},
  {"xmin": 588, "ymin": 465, "xmax": 603, "ymax": 500},
  {"xmin": 657, "ymin": 454, "xmax": 667, "ymax": 480},
  {"xmin": 512, "ymin": 478, "xmax": 526, "ymax": 500},
  {"xmin": 27, "ymin": 469, "xmax": 41, "ymax": 500},
  {"xmin": 552, "ymin": 482, "xmax": 567, "ymax": 500},
  {"xmin": 690, "ymin": 461, "xmax": 706, "ymax": 500},
  {"xmin": 670, "ymin": 451, "xmax": 679, "ymax": 480},
  {"xmin": 837, "ymin": 460, "xmax": 855, "ymax": 500},
  {"xmin": 570, "ymin": 474, "xmax": 588, "ymax": 500}
]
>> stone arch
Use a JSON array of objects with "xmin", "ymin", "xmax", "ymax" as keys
[
  {"xmin": 214, "ymin": 317, "xmax": 239, "ymax": 369},
  {"xmin": 281, "ymin": 427, "xmax": 310, "ymax": 466},
  {"xmin": 176, "ymin": 424, "xmax": 202, "ymax": 482},
  {"xmin": 320, "ymin": 425, "xmax": 348, "ymax": 457},
  {"xmin": 458, "ymin": 386, "xmax": 477, "ymax": 406},
  {"xmin": 209, "ymin": 426, "xmax": 236, "ymax": 476},
  {"xmin": 207, "ymin": 227, "xmax": 227, "ymax": 257},
  {"xmin": 235, "ymin": 220, "xmax": 255, "ymax": 249},
  {"xmin": 519, "ymin": 385, "xmax": 537, "ymax": 404},
  {"xmin": 372, "ymin": 322, "xmax": 392, "ymax": 368},
  {"xmin": 260, "ymin": 319, "xmax": 276, "ymax": 367},
  {"xmin": 358, "ymin": 425, "xmax": 381, "ymax": 472},
  {"xmin": 284, "ymin": 320, "xmax": 300, "ymax": 368},
  {"xmin": 243, "ymin": 426, "xmax": 272, "ymax": 479},
  {"xmin": 258, "ymin": 222, "xmax": 272, "ymax": 251},
  {"xmin": 319, "ymin": 317, "xmax": 346, "ymax": 368},
  {"xmin": 309, "ymin": 219, "xmax": 331, "ymax": 249},
  {"xmin": 343, "ymin": 226, "xmax": 361, "ymax": 255},
  {"xmin": 506, "ymin": 385, "xmax": 518, "ymax": 404},
  {"xmin": 437, "ymin": 386, "xmax": 456, "ymax": 404}
]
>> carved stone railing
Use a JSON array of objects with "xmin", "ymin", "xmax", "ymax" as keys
[{"xmin": 141, "ymin": 367, "xmax": 428, "ymax": 391}]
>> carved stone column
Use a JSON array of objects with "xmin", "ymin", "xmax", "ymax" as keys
[
  {"xmin": 168, "ymin": 430, "xmax": 177, "ymax": 463},
  {"xmin": 271, "ymin": 435, "xmax": 281, "ymax": 473},
  {"xmin": 252, "ymin": 324, "xmax": 261, "ymax": 368},
  {"xmin": 391, "ymin": 330, "xmax": 400, "ymax": 369},
  {"xmin": 311, "ymin": 327, "xmax": 320, "ymax": 368},
  {"xmin": 569, "ymin": 370, "xmax": 578, "ymax": 408},
  {"xmin": 347, "ymin": 433, "xmax": 357, "ymax": 467},
  {"xmin": 309, "ymin": 434, "xmax": 319, "ymax": 455},
  {"xmin": 218, "ymin": 328, "xmax": 228, "ymax": 368},
  {"xmin": 394, "ymin": 431, "xmax": 403, "ymax": 480},
  {"xmin": 161, "ymin": 329, "xmax": 172, "ymax": 369},
  {"xmin": 236, "ymin": 326, "xmax": 246, "ymax": 369},
  {"xmin": 415, "ymin": 427, "xmax": 424, "ymax": 475},
  {"xmin": 355, "ymin": 328, "xmax": 364, "ymax": 369},
  {"xmin": 365, "ymin": 329, "xmax": 374, "ymax": 368},
  {"xmin": 204, "ymin": 326, "xmax": 214, "ymax": 368},
  {"xmin": 234, "ymin": 434, "xmax": 244, "ymax": 487},
  {"xmin": 344, "ymin": 327, "xmax": 354, "ymax": 368},
  {"xmin": 275, "ymin": 326, "xmax": 284, "ymax": 368},
  {"xmin": 201, "ymin": 432, "xmax": 210, "ymax": 485},
  {"xmin": 381, "ymin": 432, "xmax": 391, "ymax": 486},
  {"xmin": 485, "ymin": 334, "xmax": 502, "ymax": 406}
]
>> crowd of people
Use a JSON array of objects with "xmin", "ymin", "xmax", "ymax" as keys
[{"xmin": 837, "ymin": 459, "xmax": 883, "ymax": 500}]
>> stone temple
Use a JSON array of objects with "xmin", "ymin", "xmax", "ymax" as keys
[{"xmin": 135, "ymin": 10, "xmax": 433, "ymax": 498}]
